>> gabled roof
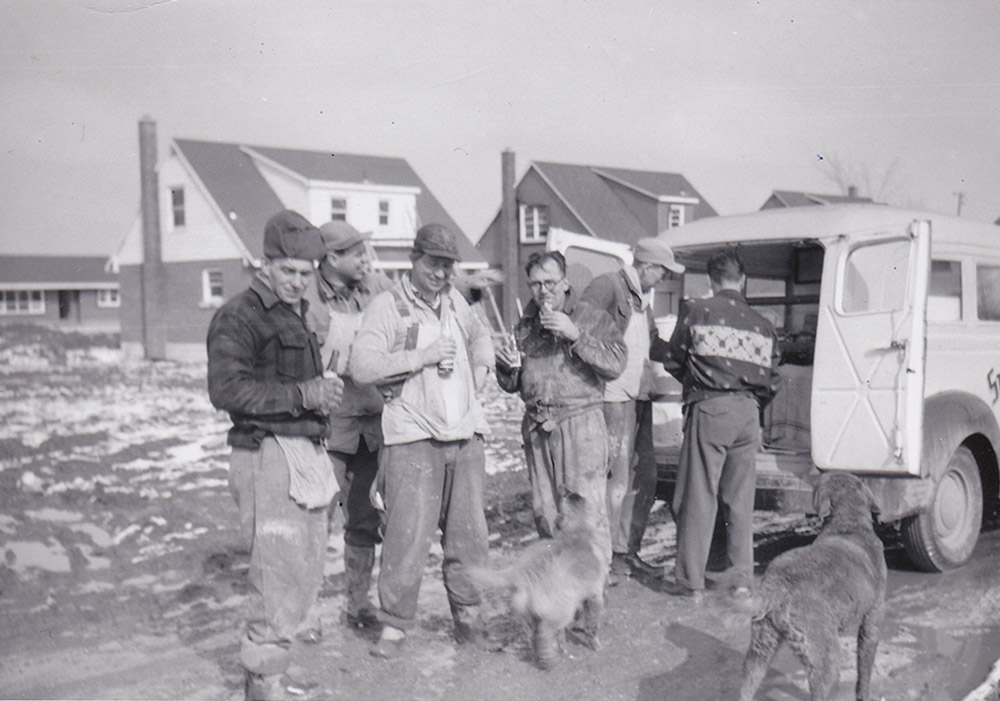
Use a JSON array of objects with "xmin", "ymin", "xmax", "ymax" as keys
[
  {"xmin": 530, "ymin": 161, "xmax": 717, "ymax": 245},
  {"xmin": 0, "ymin": 255, "xmax": 117, "ymax": 288},
  {"xmin": 173, "ymin": 139, "xmax": 480, "ymax": 262},
  {"xmin": 765, "ymin": 190, "xmax": 875, "ymax": 208}
]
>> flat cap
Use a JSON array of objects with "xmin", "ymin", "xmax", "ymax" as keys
[
  {"xmin": 634, "ymin": 237, "xmax": 685, "ymax": 274},
  {"xmin": 413, "ymin": 223, "xmax": 461, "ymax": 261},
  {"xmin": 319, "ymin": 221, "xmax": 372, "ymax": 252}
]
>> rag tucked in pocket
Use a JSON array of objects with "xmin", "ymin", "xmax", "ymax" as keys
[{"xmin": 274, "ymin": 435, "xmax": 337, "ymax": 509}]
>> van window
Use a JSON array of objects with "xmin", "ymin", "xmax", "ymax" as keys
[
  {"xmin": 977, "ymin": 265, "xmax": 1000, "ymax": 321},
  {"xmin": 928, "ymin": 260, "xmax": 962, "ymax": 322},
  {"xmin": 842, "ymin": 239, "xmax": 909, "ymax": 314}
]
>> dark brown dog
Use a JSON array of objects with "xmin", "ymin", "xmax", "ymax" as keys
[
  {"xmin": 739, "ymin": 472, "xmax": 886, "ymax": 701},
  {"xmin": 467, "ymin": 493, "xmax": 607, "ymax": 669}
]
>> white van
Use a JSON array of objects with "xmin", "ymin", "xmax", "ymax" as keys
[{"xmin": 551, "ymin": 205, "xmax": 1000, "ymax": 571}]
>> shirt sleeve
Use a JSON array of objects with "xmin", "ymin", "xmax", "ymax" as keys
[
  {"xmin": 349, "ymin": 292, "xmax": 426, "ymax": 385},
  {"xmin": 206, "ymin": 305, "xmax": 305, "ymax": 416},
  {"xmin": 569, "ymin": 301, "xmax": 627, "ymax": 380}
]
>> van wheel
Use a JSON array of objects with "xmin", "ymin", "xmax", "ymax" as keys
[{"xmin": 901, "ymin": 445, "xmax": 983, "ymax": 572}]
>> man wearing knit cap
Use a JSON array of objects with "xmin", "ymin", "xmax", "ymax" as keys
[
  {"xmin": 350, "ymin": 222, "xmax": 499, "ymax": 659},
  {"xmin": 207, "ymin": 209, "xmax": 344, "ymax": 700},
  {"xmin": 582, "ymin": 237, "xmax": 684, "ymax": 581},
  {"xmin": 304, "ymin": 220, "xmax": 392, "ymax": 635}
]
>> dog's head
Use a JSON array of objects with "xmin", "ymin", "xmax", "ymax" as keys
[
  {"xmin": 813, "ymin": 472, "xmax": 880, "ymax": 521},
  {"xmin": 554, "ymin": 490, "xmax": 595, "ymax": 533}
]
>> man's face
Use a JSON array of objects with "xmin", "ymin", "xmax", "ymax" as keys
[
  {"xmin": 528, "ymin": 259, "xmax": 568, "ymax": 311},
  {"xmin": 264, "ymin": 257, "xmax": 315, "ymax": 305},
  {"xmin": 637, "ymin": 262, "xmax": 668, "ymax": 293},
  {"xmin": 410, "ymin": 253, "xmax": 454, "ymax": 299},
  {"xmin": 326, "ymin": 241, "xmax": 370, "ymax": 285}
]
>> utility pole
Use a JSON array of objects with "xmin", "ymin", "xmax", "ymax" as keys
[{"xmin": 953, "ymin": 191, "xmax": 965, "ymax": 217}]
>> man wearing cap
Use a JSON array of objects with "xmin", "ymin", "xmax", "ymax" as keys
[
  {"xmin": 653, "ymin": 249, "xmax": 779, "ymax": 602},
  {"xmin": 349, "ymin": 223, "xmax": 497, "ymax": 659},
  {"xmin": 304, "ymin": 220, "xmax": 392, "ymax": 635},
  {"xmin": 495, "ymin": 251, "xmax": 627, "ymax": 568},
  {"xmin": 581, "ymin": 238, "xmax": 685, "ymax": 581},
  {"xmin": 207, "ymin": 209, "xmax": 344, "ymax": 700}
]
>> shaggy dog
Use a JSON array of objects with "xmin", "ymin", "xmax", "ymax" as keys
[
  {"xmin": 739, "ymin": 472, "xmax": 886, "ymax": 701},
  {"xmin": 467, "ymin": 492, "xmax": 608, "ymax": 669}
]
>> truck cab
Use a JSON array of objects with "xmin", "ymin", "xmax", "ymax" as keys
[{"xmin": 550, "ymin": 205, "xmax": 1000, "ymax": 571}]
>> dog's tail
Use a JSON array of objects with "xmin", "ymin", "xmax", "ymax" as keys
[{"xmin": 465, "ymin": 564, "xmax": 520, "ymax": 593}]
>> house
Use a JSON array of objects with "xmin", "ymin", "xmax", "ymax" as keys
[
  {"xmin": 760, "ymin": 187, "xmax": 874, "ymax": 210},
  {"xmin": 0, "ymin": 255, "xmax": 120, "ymax": 331},
  {"xmin": 111, "ymin": 138, "xmax": 485, "ymax": 362},
  {"xmin": 476, "ymin": 160, "xmax": 717, "ymax": 314}
]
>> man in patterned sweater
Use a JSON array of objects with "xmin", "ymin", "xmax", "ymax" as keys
[{"xmin": 653, "ymin": 248, "xmax": 780, "ymax": 601}]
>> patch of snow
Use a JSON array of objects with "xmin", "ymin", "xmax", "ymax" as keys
[
  {"xmin": 3, "ymin": 539, "xmax": 72, "ymax": 574},
  {"xmin": 25, "ymin": 508, "xmax": 83, "ymax": 523},
  {"xmin": 69, "ymin": 523, "xmax": 114, "ymax": 548}
]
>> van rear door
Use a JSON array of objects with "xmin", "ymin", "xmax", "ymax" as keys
[{"xmin": 811, "ymin": 220, "xmax": 930, "ymax": 475}]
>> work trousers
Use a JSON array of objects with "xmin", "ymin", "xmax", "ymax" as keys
[
  {"xmin": 673, "ymin": 394, "xmax": 759, "ymax": 591},
  {"xmin": 522, "ymin": 406, "xmax": 612, "ymax": 567},
  {"xmin": 376, "ymin": 436, "xmax": 488, "ymax": 630},
  {"xmin": 604, "ymin": 399, "xmax": 658, "ymax": 555},
  {"xmin": 329, "ymin": 438, "xmax": 381, "ymax": 549},
  {"xmin": 229, "ymin": 438, "xmax": 330, "ymax": 675}
]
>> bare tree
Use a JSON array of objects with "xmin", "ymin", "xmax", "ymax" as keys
[{"xmin": 815, "ymin": 152, "xmax": 902, "ymax": 205}]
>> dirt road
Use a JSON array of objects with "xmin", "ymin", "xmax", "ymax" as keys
[{"xmin": 1, "ymin": 334, "xmax": 998, "ymax": 700}]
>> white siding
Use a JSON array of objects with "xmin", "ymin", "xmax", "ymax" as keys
[
  {"xmin": 255, "ymin": 159, "xmax": 310, "ymax": 213},
  {"xmin": 306, "ymin": 186, "xmax": 420, "ymax": 239}
]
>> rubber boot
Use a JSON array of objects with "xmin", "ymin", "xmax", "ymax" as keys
[
  {"xmin": 343, "ymin": 543, "xmax": 378, "ymax": 629},
  {"xmin": 449, "ymin": 600, "xmax": 503, "ymax": 652}
]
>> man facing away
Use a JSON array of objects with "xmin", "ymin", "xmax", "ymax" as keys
[
  {"xmin": 304, "ymin": 220, "xmax": 393, "ymax": 634},
  {"xmin": 495, "ymin": 251, "xmax": 626, "ymax": 569},
  {"xmin": 581, "ymin": 238, "xmax": 685, "ymax": 580},
  {"xmin": 653, "ymin": 248, "xmax": 779, "ymax": 601},
  {"xmin": 207, "ymin": 210, "xmax": 344, "ymax": 701},
  {"xmin": 349, "ymin": 223, "xmax": 498, "ymax": 658}
]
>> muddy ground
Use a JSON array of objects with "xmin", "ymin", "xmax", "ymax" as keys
[{"xmin": 1, "ymin": 327, "xmax": 999, "ymax": 700}]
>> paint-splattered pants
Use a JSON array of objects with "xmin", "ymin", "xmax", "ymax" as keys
[
  {"xmin": 522, "ymin": 406, "xmax": 612, "ymax": 567},
  {"xmin": 673, "ymin": 394, "xmax": 759, "ymax": 591},
  {"xmin": 228, "ymin": 438, "xmax": 329, "ymax": 675},
  {"xmin": 375, "ymin": 436, "xmax": 488, "ymax": 630},
  {"xmin": 604, "ymin": 399, "xmax": 658, "ymax": 555}
]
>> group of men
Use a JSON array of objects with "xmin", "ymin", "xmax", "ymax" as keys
[{"xmin": 207, "ymin": 209, "xmax": 778, "ymax": 700}]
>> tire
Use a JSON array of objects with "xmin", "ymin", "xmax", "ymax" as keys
[{"xmin": 901, "ymin": 444, "xmax": 983, "ymax": 572}]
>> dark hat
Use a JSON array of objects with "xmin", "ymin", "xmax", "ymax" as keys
[
  {"xmin": 413, "ymin": 223, "xmax": 461, "ymax": 261},
  {"xmin": 319, "ymin": 220, "xmax": 372, "ymax": 252},
  {"xmin": 634, "ymin": 237, "xmax": 685, "ymax": 273},
  {"xmin": 263, "ymin": 210, "xmax": 325, "ymax": 261}
]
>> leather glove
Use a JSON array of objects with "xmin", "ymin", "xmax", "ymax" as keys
[{"xmin": 298, "ymin": 375, "xmax": 344, "ymax": 415}]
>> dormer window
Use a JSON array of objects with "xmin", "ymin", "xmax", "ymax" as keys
[
  {"xmin": 331, "ymin": 198, "xmax": 347, "ymax": 221},
  {"xmin": 668, "ymin": 204, "xmax": 684, "ymax": 229}
]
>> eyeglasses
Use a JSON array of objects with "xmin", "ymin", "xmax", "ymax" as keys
[{"xmin": 528, "ymin": 278, "xmax": 564, "ymax": 292}]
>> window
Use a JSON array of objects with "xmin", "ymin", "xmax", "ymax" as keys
[
  {"xmin": 668, "ymin": 204, "xmax": 685, "ymax": 229},
  {"xmin": 841, "ymin": 239, "xmax": 909, "ymax": 314},
  {"xmin": 977, "ymin": 265, "xmax": 1000, "ymax": 321},
  {"xmin": 97, "ymin": 288, "xmax": 120, "ymax": 308},
  {"xmin": 171, "ymin": 187, "xmax": 185, "ymax": 228},
  {"xmin": 0, "ymin": 290, "xmax": 44, "ymax": 315},
  {"xmin": 378, "ymin": 200, "xmax": 389, "ymax": 226},
  {"xmin": 202, "ymin": 269, "xmax": 224, "ymax": 306},
  {"xmin": 927, "ymin": 260, "xmax": 962, "ymax": 321},
  {"xmin": 520, "ymin": 204, "xmax": 549, "ymax": 242},
  {"xmin": 330, "ymin": 198, "xmax": 347, "ymax": 221}
]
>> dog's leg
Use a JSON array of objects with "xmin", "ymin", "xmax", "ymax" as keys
[
  {"xmin": 855, "ymin": 606, "xmax": 882, "ymax": 701},
  {"xmin": 739, "ymin": 619, "xmax": 782, "ymax": 701},
  {"xmin": 792, "ymin": 631, "xmax": 838, "ymax": 701},
  {"xmin": 579, "ymin": 595, "xmax": 603, "ymax": 651},
  {"xmin": 533, "ymin": 616, "xmax": 560, "ymax": 670}
]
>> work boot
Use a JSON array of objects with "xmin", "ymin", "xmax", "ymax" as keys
[
  {"xmin": 343, "ymin": 543, "xmax": 379, "ymax": 629},
  {"xmin": 450, "ymin": 601, "xmax": 504, "ymax": 652},
  {"xmin": 623, "ymin": 551, "xmax": 665, "ymax": 578}
]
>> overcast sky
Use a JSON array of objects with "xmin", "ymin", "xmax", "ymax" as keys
[{"xmin": 2, "ymin": 0, "xmax": 999, "ymax": 256}]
